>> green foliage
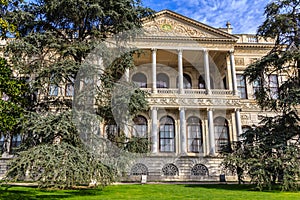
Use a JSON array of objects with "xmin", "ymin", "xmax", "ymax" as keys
[
  {"xmin": 223, "ymin": 0, "xmax": 300, "ymax": 191},
  {"xmin": 1, "ymin": 0, "xmax": 153, "ymax": 188},
  {"xmin": 0, "ymin": 57, "xmax": 29, "ymax": 154},
  {"xmin": 5, "ymin": 142, "xmax": 115, "ymax": 189}
]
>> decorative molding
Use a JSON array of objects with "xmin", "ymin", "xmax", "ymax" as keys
[
  {"xmin": 144, "ymin": 17, "xmax": 214, "ymax": 38},
  {"xmin": 235, "ymin": 58, "xmax": 244, "ymax": 65}
]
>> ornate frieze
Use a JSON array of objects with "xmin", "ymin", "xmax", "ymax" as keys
[
  {"xmin": 143, "ymin": 17, "xmax": 215, "ymax": 38},
  {"xmin": 147, "ymin": 96, "xmax": 241, "ymax": 108}
]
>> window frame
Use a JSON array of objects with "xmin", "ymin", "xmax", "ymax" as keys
[
  {"xmin": 187, "ymin": 117, "xmax": 203, "ymax": 153},
  {"xmin": 159, "ymin": 116, "xmax": 175, "ymax": 152}
]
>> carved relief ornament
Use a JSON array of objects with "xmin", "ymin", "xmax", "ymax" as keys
[{"xmin": 143, "ymin": 18, "xmax": 213, "ymax": 38}]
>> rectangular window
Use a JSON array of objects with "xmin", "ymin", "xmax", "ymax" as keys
[
  {"xmin": 49, "ymin": 84, "xmax": 59, "ymax": 96},
  {"xmin": 252, "ymin": 78, "xmax": 261, "ymax": 99},
  {"xmin": 236, "ymin": 74, "xmax": 247, "ymax": 99},
  {"xmin": 65, "ymin": 83, "xmax": 74, "ymax": 97},
  {"xmin": 133, "ymin": 125, "xmax": 147, "ymax": 138},
  {"xmin": 187, "ymin": 125, "xmax": 203, "ymax": 153},
  {"xmin": 159, "ymin": 125, "xmax": 175, "ymax": 152},
  {"xmin": 0, "ymin": 134, "xmax": 5, "ymax": 152},
  {"xmin": 269, "ymin": 75, "xmax": 279, "ymax": 99}
]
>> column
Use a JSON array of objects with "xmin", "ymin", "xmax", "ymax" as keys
[
  {"xmin": 179, "ymin": 107, "xmax": 187, "ymax": 154},
  {"xmin": 203, "ymin": 49, "xmax": 211, "ymax": 95},
  {"xmin": 124, "ymin": 68, "xmax": 130, "ymax": 138},
  {"xmin": 151, "ymin": 107, "xmax": 158, "ymax": 153},
  {"xmin": 152, "ymin": 48, "xmax": 157, "ymax": 94},
  {"xmin": 229, "ymin": 50, "xmax": 238, "ymax": 95},
  {"xmin": 235, "ymin": 109, "xmax": 242, "ymax": 140},
  {"xmin": 125, "ymin": 68, "xmax": 129, "ymax": 82},
  {"xmin": 207, "ymin": 109, "xmax": 215, "ymax": 155},
  {"xmin": 178, "ymin": 49, "xmax": 184, "ymax": 94}
]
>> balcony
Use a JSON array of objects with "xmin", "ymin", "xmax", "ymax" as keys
[{"xmin": 141, "ymin": 88, "xmax": 240, "ymax": 109}]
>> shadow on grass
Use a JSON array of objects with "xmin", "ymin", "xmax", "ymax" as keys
[
  {"xmin": 0, "ymin": 186, "xmax": 105, "ymax": 199},
  {"xmin": 184, "ymin": 183, "xmax": 298, "ymax": 193},
  {"xmin": 184, "ymin": 184, "xmax": 258, "ymax": 191}
]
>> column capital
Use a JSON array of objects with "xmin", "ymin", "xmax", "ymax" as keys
[
  {"xmin": 150, "ymin": 107, "xmax": 158, "ymax": 111},
  {"xmin": 177, "ymin": 49, "xmax": 183, "ymax": 54},
  {"xmin": 151, "ymin": 48, "xmax": 157, "ymax": 52},
  {"xmin": 179, "ymin": 107, "xmax": 186, "ymax": 111},
  {"xmin": 203, "ymin": 49, "xmax": 209, "ymax": 54},
  {"xmin": 235, "ymin": 108, "xmax": 242, "ymax": 112},
  {"xmin": 229, "ymin": 49, "xmax": 234, "ymax": 54},
  {"xmin": 207, "ymin": 108, "xmax": 215, "ymax": 112}
]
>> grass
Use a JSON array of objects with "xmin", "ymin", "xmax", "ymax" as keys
[{"xmin": 0, "ymin": 183, "xmax": 299, "ymax": 200}]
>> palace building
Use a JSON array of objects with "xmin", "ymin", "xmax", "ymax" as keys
[
  {"xmin": 121, "ymin": 10, "xmax": 275, "ymax": 181},
  {"xmin": 0, "ymin": 10, "xmax": 276, "ymax": 181}
]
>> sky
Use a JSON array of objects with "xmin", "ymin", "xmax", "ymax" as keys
[{"xmin": 142, "ymin": 0, "xmax": 271, "ymax": 34}]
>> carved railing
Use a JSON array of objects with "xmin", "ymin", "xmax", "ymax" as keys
[
  {"xmin": 184, "ymin": 89, "xmax": 206, "ymax": 95},
  {"xmin": 157, "ymin": 88, "xmax": 178, "ymax": 94},
  {"xmin": 211, "ymin": 89, "xmax": 233, "ymax": 96},
  {"xmin": 140, "ymin": 88, "xmax": 152, "ymax": 93},
  {"xmin": 141, "ymin": 88, "xmax": 234, "ymax": 96}
]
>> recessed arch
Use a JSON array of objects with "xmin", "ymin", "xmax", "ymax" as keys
[
  {"xmin": 132, "ymin": 72, "xmax": 147, "ymax": 88},
  {"xmin": 133, "ymin": 115, "xmax": 148, "ymax": 138},
  {"xmin": 176, "ymin": 73, "xmax": 192, "ymax": 89},
  {"xmin": 157, "ymin": 73, "xmax": 169, "ymax": 88}
]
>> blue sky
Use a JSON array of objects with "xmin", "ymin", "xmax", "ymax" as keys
[{"xmin": 142, "ymin": 0, "xmax": 271, "ymax": 34}]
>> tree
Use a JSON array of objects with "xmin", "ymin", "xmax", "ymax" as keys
[
  {"xmin": 0, "ymin": 57, "xmax": 29, "ymax": 154},
  {"xmin": 2, "ymin": 0, "xmax": 153, "ymax": 188},
  {"xmin": 222, "ymin": 0, "xmax": 300, "ymax": 191}
]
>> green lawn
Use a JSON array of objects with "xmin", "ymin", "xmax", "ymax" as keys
[{"xmin": 0, "ymin": 184, "xmax": 299, "ymax": 200}]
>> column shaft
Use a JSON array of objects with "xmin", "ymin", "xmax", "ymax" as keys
[
  {"xmin": 229, "ymin": 50, "xmax": 238, "ymax": 95},
  {"xmin": 179, "ymin": 108, "xmax": 187, "ymax": 154},
  {"xmin": 151, "ymin": 108, "xmax": 158, "ymax": 153},
  {"xmin": 203, "ymin": 50, "xmax": 211, "ymax": 94},
  {"xmin": 235, "ymin": 109, "xmax": 242, "ymax": 140},
  {"xmin": 152, "ymin": 49, "xmax": 157, "ymax": 93},
  {"xmin": 178, "ymin": 49, "xmax": 184, "ymax": 94},
  {"xmin": 207, "ymin": 109, "xmax": 215, "ymax": 155}
]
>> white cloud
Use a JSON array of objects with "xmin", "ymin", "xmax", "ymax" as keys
[{"xmin": 143, "ymin": 0, "xmax": 270, "ymax": 34}]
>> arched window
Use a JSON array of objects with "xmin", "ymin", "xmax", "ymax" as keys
[
  {"xmin": 198, "ymin": 75, "xmax": 205, "ymax": 89},
  {"xmin": 162, "ymin": 163, "xmax": 179, "ymax": 176},
  {"xmin": 133, "ymin": 115, "xmax": 148, "ymax": 138},
  {"xmin": 177, "ymin": 73, "xmax": 192, "ymax": 89},
  {"xmin": 132, "ymin": 73, "xmax": 147, "ymax": 88},
  {"xmin": 159, "ymin": 116, "xmax": 175, "ymax": 152},
  {"xmin": 131, "ymin": 163, "xmax": 148, "ymax": 175},
  {"xmin": 187, "ymin": 117, "xmax": 203, "ymax": 153},
  {"xmin": 191, "ymin": 164, "xmax": 209, "ymax": 176},
  {"xmin": 214, "ymin": 117, "xmax": 229, "ymax": 152},
  {"xmin": 198, "ymin": 75, "xmax": 214, "ymax": 89},
  {"xmin": 157, "ymin": 73, "xmax": 169, "ymax": 88}
]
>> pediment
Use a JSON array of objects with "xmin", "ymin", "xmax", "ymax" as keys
[{"xmin": 142, "ymin": 10, "xmax": 237, "ymax": 41}]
